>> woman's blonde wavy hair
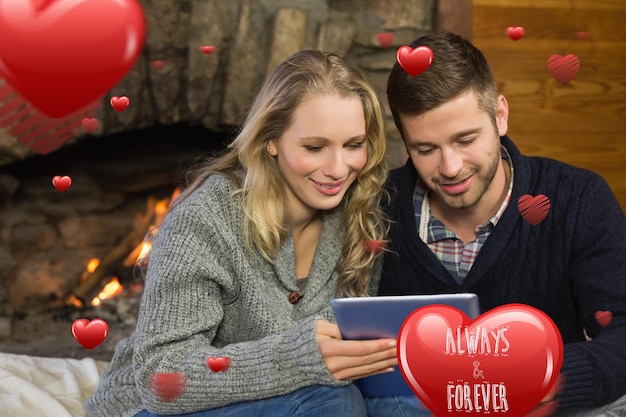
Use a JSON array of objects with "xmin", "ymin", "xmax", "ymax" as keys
[{"xmin": 155, "ymin": 50, "xmax": 388, "ymax": 297}]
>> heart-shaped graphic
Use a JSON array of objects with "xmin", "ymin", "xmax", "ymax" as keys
[
  {"xmin": 396, "ymin": 46, "xmax": 433, "ymax": 77},
  {"xmin": 81, "ymin": 117, "xmax": 98, "ymax": 134},
  {"xmin": 547, "ymin": 54, "xmax": 580, "ymax": 85},
  {"xmin": 377, "ymin": 32, "xmax": 394, "ymax": 48},
  {"xmin": 573, "ymin": 32, "xmax": 592, "ymax": 40},
  {"xmin": 518, "ymin": 194, "xmax": 551, "ymax": 226},
  {"xmin": 0, "ymin": 0, "xmax": 146, "ymax": 118},
  {"xmin": 71, "ymin": 318, "xmax": 108, "ymax": 349},
  {"xmin": 110, "ymin": 96, "xmax": 130, "ymax": 112},
  {"xmin": 200, "ymin": 45, "xmax": 215, "ymax": 55},
  {"xmin": 150, "ymin": 372, "xmax": 186, "ymax": 402},
  {"xmin": 595, "ymin": 310, "xmax": 613, "ymax": 327},
  {"xmin": 398, "ymin": 304, "xmax": 563, "ymax": 417},
  {"xmin": 506, "ymin": 27, "xmax": 525, "ymax": 41},
  {"xmin": 364, "ymin": 239, "xmax": 386, "ymax": 254},
  {"xmin": 52, "ymin": 175, "xmax": 72, "ymax": 192},
  {"xmin": 151, "ymin": 60, "xmax": 165, "ymax": 69},
  {"xmin": 207, "ymin": 356, "xmax": 231, "ymax": 372}
]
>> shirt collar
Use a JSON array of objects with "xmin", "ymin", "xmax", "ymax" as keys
[{"xmin": 414, "ymin": 145, "xmax": 514, "ymax": 243}]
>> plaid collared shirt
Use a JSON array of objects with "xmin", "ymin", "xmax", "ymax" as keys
[{"xmin": 413, "ymin": 146, "xmax": 514, "ymax": 285}]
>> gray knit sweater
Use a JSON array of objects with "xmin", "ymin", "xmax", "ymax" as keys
[{"xmin": 84, "ymin": 174, "xmax": 381, "ymax": 417}]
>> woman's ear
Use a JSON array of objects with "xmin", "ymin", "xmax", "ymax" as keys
[{"xmin": 267, "ymin": 139, "xmax": 278, "ymax": 156}]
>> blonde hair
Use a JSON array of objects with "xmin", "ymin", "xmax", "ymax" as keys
[{"xmin": 158, "ymin": 50, "xmax": 389, "ymax": 297}]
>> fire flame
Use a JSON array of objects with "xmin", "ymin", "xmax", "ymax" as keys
[
  {"xmin": 91, "ymin": 277, "xmax": 123, "ymax": 306},
  {"xmin": 87, "ymin": 189, "xmax": 180, "ymax": 307}
]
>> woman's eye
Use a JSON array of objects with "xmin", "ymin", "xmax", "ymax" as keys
[
  {"xmin": 347, "ymin": 142, "xmax": 365, "ymax": 150},
  {"xmin": 304, "ymin": 145, "xmax": 321, "ymax": 152}
]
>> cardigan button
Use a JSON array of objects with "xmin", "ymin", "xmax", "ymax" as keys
[{"xmin": 288, "ymin": 291, "xmax": 301, "ymax": 304}]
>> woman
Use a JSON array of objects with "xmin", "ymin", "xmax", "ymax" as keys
[{"xmin": 84, "ymin": 50, "xmax": 397, "ymax": 417}]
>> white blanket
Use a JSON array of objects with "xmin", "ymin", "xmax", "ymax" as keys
[{"xmin": 0, "ymin": 352, "xmax": 108, "ymax": 417}]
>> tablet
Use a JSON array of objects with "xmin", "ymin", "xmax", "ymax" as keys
[{"xmin": 331, "ymin": 293, "xmax": 480, "ymax": 397}]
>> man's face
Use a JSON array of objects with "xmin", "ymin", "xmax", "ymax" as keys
[{"xmin": 400, "ymin": 90, "xmax": 509, "ymax": 212}]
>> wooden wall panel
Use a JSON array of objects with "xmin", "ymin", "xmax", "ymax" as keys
[{"xmin": 473, "ymin": 0, "xmax": 626, "ymax": 212}]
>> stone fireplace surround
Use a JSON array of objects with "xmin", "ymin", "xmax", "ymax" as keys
[{"xmin": 0, "ymin": 0, "xmax": 437, "ymax": 359}]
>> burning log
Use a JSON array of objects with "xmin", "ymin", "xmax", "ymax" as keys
[{"xmin": 70, "ymin": 196, "xmax": 162, "ymax": 304}]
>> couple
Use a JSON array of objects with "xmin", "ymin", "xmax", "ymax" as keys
[{"xmin": 85, "ymin": 32, "xmax": 626, "ymax": 417}]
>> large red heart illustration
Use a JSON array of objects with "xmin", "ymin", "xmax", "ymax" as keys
[
  {"xmin": 396, "ymin": 46, "xmax": 433, "ymax": 77},
  {"xmin": 397, "ymin": 304, "xmax": 563, "ymax": 416},
  {"xmin": 0, "ymin": 0, "xmax": 146, "ymax": 118}
]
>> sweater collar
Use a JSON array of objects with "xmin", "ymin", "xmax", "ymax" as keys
[{"xmin": 272, "ymin": 209, "xmax": 343, "ymax": 296}]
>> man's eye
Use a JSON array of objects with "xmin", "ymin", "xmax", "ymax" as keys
[
  {"xmin": 417, "ymin": 148, "xmax": 435, "ymax": 156},
  {"xmin": 458, "ymin": 137, "xmax": 476, "ymax": 146}
]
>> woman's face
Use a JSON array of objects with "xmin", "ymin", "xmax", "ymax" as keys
[{"xmin": 268, "ymin": 93, "xmax": 368, "ymax": 222}]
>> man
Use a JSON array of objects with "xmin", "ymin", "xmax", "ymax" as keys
[{"xmin": 380, "ymin": 32, "xmax": 626, "ymax": 414}]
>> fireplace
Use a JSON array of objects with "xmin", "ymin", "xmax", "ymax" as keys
[
  {"xmin": 0, "ymin": 0, "xmax": 438, "ymax": 360},
  {"xmin": 0, "ymin": 124, "xmax": 232, "ymax": 360}
]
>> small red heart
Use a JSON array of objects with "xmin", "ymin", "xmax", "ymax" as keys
[
  {"xmin": 207, "ymin": 356, "xmax": 231, "ymax": 372},
  {"xmin": 110, "ymin": 96, "xmax": 130, "ymax": 112},
  {"xmin": 396, "ymin": 46, "xmax": 433, "ymax": 77},
  {"xmin": 364, "ymin": 240, "xmax": 386, "ymax": 254},
  {"xmin": 150, "ymin": 372, "xmax": 186, "ymax": 402},
  {"xmin": 52, "ymin": 175, "xmax": 72, "ymax": 192},
  {"xmin": 377, "ymin": 33, "xmax": 394, "ymax": 48},
  {"xmin": 151, "ymin": 60, "xmax": 165, "ymax": 69},
  {"xmin": 200, "ymin": 45, "xmax": 215, "ymax": 55},
  {"xmin": 547, "ymin": 54, "xmax": 580, "ymax": 85},
  {"xmin": 518, "ymin": 194, "xmax": 551, "ymax": 226},
  {"xmin": 506, "ymin": 26, "xmax": 525, "ymax": 41},
  {"xmin": 573, "ymin": 32, "xmax": 592, "ymax": 40},
  {"xmin": 595, "ymin": 311, "xmax": 613, "ymax": 327},
  {"xmin": 71, "ymin": 318, "xmax": 108, "ymax": 349},
  {"xmin": 81, "ymin": 117, "xmax": 98, "ymax": 134}
]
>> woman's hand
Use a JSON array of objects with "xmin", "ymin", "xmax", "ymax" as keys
[{"xmin": 316, "ymin": 319, "xmax": 398, "ymax": 381}]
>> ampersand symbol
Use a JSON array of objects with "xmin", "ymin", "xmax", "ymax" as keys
[{"xmin": 473, "ymin": 360, "xmax": 484, "ymax": 379}]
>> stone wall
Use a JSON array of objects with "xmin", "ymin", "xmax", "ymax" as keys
[{"xmin": 0, "ymin": 0, "xmax": 436, "ymax": 339}]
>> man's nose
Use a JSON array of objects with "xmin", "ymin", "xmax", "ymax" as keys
[{"xmin": 439, "ymin": 148, "xmax": 463, "ymax": 179}]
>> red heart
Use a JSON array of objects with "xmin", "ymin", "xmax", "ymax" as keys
[
  {"xmin": 396, "ymin": 46, "xmax": 433, "ymax": 77},
  {"xmin": 398, "ymin": 304, "xmax": 563, "ymax": 417},
  {"xmin": 149, "ymin": 372, "xmax": 186, "ymax": 402},
  {"xmin": 71, "ymin": 318, "xmax": 108, "ymax": 349},
  {"xmin": 518, "ymin": 194, "xmax": 550, "ymax": 226},
  {"xmin": 377, "ymin": 33, "xmax": 394, "ymax": 48},
  {"xmin": 0, "ymin": 0, "xmax": 145, "ymax": 118},
  {"xmin": 52, "ymin": 175, "xmax": 72, "ymax": 192},
  {"xmin": 547, "ymin": 54, "xmax": 580, "ymax": 85},
  {"xmin": 595, "ymin": 311, "xmax": 613, "ymax": 327},
  {"xmin": 81, "ymin": 117, "xmax": 98, "ymax": 134},
  {"xmin": 364, "ymin": 240, "xmax": 386, "ymax": 254},
  {"xmin": 110, "ymin": 96, "xmax": 130, "ymax": 112},
  {"xmin": 151, "ymin": 60, "xmax": 165, "ymax": 69},
  {"xmin": 207, "ymin": 356, "xmax": 231, "ymax": 372},
  {"xmin": 506, "ymin": 27, "xmax": 525, "ymax": 41},
  {"xmin": 200, "ymin": 45, "xmax": 215, "ymax": 55}
]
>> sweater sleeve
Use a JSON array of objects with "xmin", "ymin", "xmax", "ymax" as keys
[
  {"xmin": 131, "ymin": 182, "xmax": 346, "ymax": 414},
  {"xmin": 557, "ymin": 174, "xmax": 626, "ymax": 409}
]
